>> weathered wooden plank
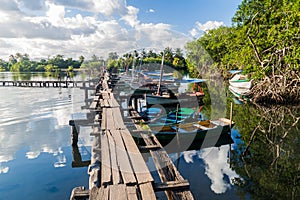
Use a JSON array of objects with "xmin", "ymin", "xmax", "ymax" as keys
[
  {"xmin": 91, "ymin": 135, "xmax": 101, "ymax": 164},
  {"xmin": 107, "ymin": 96, "xmax": 119, "ymax": 108},
  {"xmin": 101, "ymin": 91, "xmax": 110, "ymax": 99},
  {"xmin": 106, "ymin": 108, "xmax": 115, "ymax": 130},
  {"xmin": 110, "ymin": 130, "xmax": 137, "ymax": 185},
  {"xmin": 138, "ymin": 145, "xmax": 161, "ymax": 151},
  {"xmin": 100, "ymin": 99, "xmax": 105, "ymax": 108},
  {"xmin": 70, "ymin": 186, "xmax": 89, "ymax": 200},
  {"xmin": 126, "ymin": 186, "xmax": 138, "ymax": 200},
  {"xmin": 140, "ymin": 133, "xmax": 194, "ymax": 200},
  {"xmin": 89, "ymin": 186, "xmax": 99, "ymax": 199},
  {"xmin": 154, "ymin": 180, "xmax": 190, "ymax": 191},
  {"xmin": 112, "ymin": 107, "xmax": 126, "ymax": 130},
  {"xmin": 104, "ymin": 99, "xmax": 110, "ymax": 107},
  {"xmin": 95, "ymin": 186, "xmax": 104, "ymax": 200},
  {"xmin": 89, "ymin": 101, "xmax": 98, "ymax": 110},
  {"xmin": 101, "ymin": 186, "xmax": 109, "ymax": 200},
  {"xmin": 101, "ymin": 108, "xmax": 107, "ymax": 130},
  {"xmin": 121, "ymin": 129, "xmax": 153, "ymax": 184},
  {"xmin": 100, "ymin": 131, "xmax": 112, "ymax": 186},
  {"xmin": 139, "ymin": 182, "xmax": 156, "ymax": 200},
  {"xmin": 89, "ymin": 168, "xmax": 100, "ymax": 189},
  {"xmin": 107, "ymin": 130, "xmax": 120, "ymax": 185},
  {"xmin": 109, "ymin": 184, "xmax": 127, "ymax": 200}
]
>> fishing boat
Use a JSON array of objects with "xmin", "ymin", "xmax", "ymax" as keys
[
  {"xmin": 229, "ymin": 74, "xmax": 253, "ymax": 89},
  {"xmin": 147, "ymin": 118, "xmax": 234, "ymax": 143},
  {"xmin": 145, "ymin": 71, "xmax": 174, "ymax": 77},
  {"xmin": 144, "ymin": 107, "xmax": 195, "ymax": 125},
  {"xmin": 146, "ymin": 92, "xmax": 178, "ymax": 105},
  {"xmin": 229, "ymin": 85, "xmax": 251, "ymax": 100}
]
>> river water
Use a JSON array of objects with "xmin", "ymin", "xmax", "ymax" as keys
[{"xmin": 0, "ymin": 72, "xmax": 299, "ymax": 200}]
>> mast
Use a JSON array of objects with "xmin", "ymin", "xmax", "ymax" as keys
[{"xmin": 157, "ymin": 51, "xmax": 165, "ymax": 95}]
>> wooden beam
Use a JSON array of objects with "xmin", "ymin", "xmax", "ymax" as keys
[
  {"xmin": 106, "ymin": 108, "xmax": 115, "ymax": 130},
  {"xmin": 138, "ymin": 145, "xmax": 161, "ymax": 151},
  {"xmin": 107, "ymin": 131, "xmax": 120, "ymax": 185},
  {"xmin": 109, "ymin": 184, "xmax": 127, "ymax": 200},
  {"xmin": 126, "ymin": 186, "xmax": 138, "ymax": 200},
  {"xmin": 153, "ymin": 180, "xmax": 190, "ymax": 192},
  {"xmin": 139, "ymin": 182, "xmax": 156, "ymax": 200},
  {"xmin": 70, "ymin": 186, "xmax": 89, "ymax": 200},
  {"xmin": 120, "ymin": 129, "xmax": 153, "ymax": 184},
  {"xmin": 100, "ymin": 131, "xmax": 112, "ymax": 186},
  {"xmin": 110, "ymin": 130, "xmax": 137, "ymax": 185}
]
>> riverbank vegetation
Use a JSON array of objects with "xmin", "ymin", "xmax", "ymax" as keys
[
  {"xmin": 0, "ymin": 53, "xmax": 84, "ymax": 73},
  {"xmin": 81, "ymin": 47, "xmax": 187, "ymax": 74}
]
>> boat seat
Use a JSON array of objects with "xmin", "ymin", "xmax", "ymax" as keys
[{"xmin": 194, "ymin": 124, "xmax": 210, "ymax": 130}]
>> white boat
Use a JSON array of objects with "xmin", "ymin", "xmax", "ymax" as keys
[
  {"xmin": 229, "ymin": 74, "xmax": 253, "ymax": 89},
  {"xmin": 229, "ymin": 85, "xmax": 251, "ymax": 99},
  {"xmin": 146, "ymin": 71, "xmax": 174, "ymax": 77}
]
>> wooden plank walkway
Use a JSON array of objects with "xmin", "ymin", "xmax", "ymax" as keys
[
  {"xmin": 70, "ymin": 72, "xmax": 194, "ymax": 200},
  {"xmin": 71, "ymin": 73, "xmax": 156, "ymax": 200},
  {"xmin": 129, "ymin": 109, "xmax": 194, "ymax": 199}
]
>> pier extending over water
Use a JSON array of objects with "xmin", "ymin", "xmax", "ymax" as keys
[
  {"xmin": 70, "ymin": 72, "xmax": 194, "ymax": 200},
  {"xmin": 0, "ymin": 80, "xmax": 81, "ymax": 88}
]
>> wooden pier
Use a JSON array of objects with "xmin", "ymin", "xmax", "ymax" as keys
[
  {"xmin": 70, "ymin": 73, "xmax": 194, "ymax": 200},
  {"xmin": 0, "ymin": 80, "xmax": 81, "ymax": 88}
]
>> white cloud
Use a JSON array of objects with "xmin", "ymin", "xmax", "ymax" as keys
[
  {"xmin": 148, "ymin": 9, "xmax": 155, "ymax": 13},
  {"xmin": 189, "ymin": 20, "xmax": 225, "ymax": 37},
  {"xmin": 189, "ymin": 28, "xmax": 198, "ymax": 37},
  {"xmin": 196, "ymin": 21, "xmax": 224, "ymax": 32},
  {"xmin": 121, "ymin": 6, "xmax": 139, "ymax": 27},
  {"xmin": 45, "ymin": 2, "xmax": 65, "ymax": 26},
  {"xmin": 0, "ymin": 0, "xmax": 191, "ymax": 59},
  {"xmin": 91, "ymin": 0, "xmax": 127, "ymax": 17}
]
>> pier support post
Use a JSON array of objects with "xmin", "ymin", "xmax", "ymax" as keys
[
  {"xmin": 70, "ymin": 120, "xmax": 80, "ymax": 146},
  {"xmin": 134, "ymin": 98, "xmax": 138, "ymax": 111}
]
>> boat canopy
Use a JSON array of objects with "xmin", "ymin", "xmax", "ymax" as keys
[
  {"xmin": 228, "ymin": 70, "xmax": 242, "ymax": 74},
  {"xmin": 178, "ymin": 79, "xmax": 206, "ymax": 83}
]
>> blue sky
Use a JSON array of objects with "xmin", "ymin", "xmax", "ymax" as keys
[
  {"xmin": 0, "ymin": 0, "xmax": 241, "ymax": 60},
  {"xmin": 128, "ymin": 0, "xmax": 240, "ymax": 33}
]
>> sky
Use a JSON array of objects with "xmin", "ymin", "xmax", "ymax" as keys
[{"xmin": 0, "ymin": 0, "xmax": 242, "ymax": 60}]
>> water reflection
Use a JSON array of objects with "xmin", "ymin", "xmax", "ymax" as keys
[
  {"xmin": 0, "ymin": 72, "xmax": 93, "ymax": 199},
  {"xmin": 183, "ymin": 145, "xmax": 239, "ymax": 194},
  {"xmin": 230, "ymin": 104, "xmax": 300, "ymax": 199},
  {"xmin": 0, "ymin": 86, "xmax": 92, "ymax": 168}
]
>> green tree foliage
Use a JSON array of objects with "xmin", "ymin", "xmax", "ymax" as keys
[
  {"xmin": 185, "ymin": 39, "xmax": 215, "ymax": 78},
  {"xmin": 44, "ymin": 64, "xmax": 58, "ymax": 72},
  {"xmin": 186, "ymin": 0, "xmax": 299, "ymax": 80},
  {"xmin": 79, "ymin": 55, "xmax": 85, "ymax": 64},
  {"xmin": 47, "ymin": 55, "xmax": 81, "ymax": 69},
  {"xmin": 0, "ymin": 59, "xmax": 9, "ymax": 71},
  {"xmin": 0, "ymin": 53, "xmax": 83, "ymax": 72},
  {"xmin": 104, "ymin": 48, "xmax": 187, "ymax": 72},
  {"xmin": 232, "ymin": 0, "xmax": 300, "ymax": 75}
]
